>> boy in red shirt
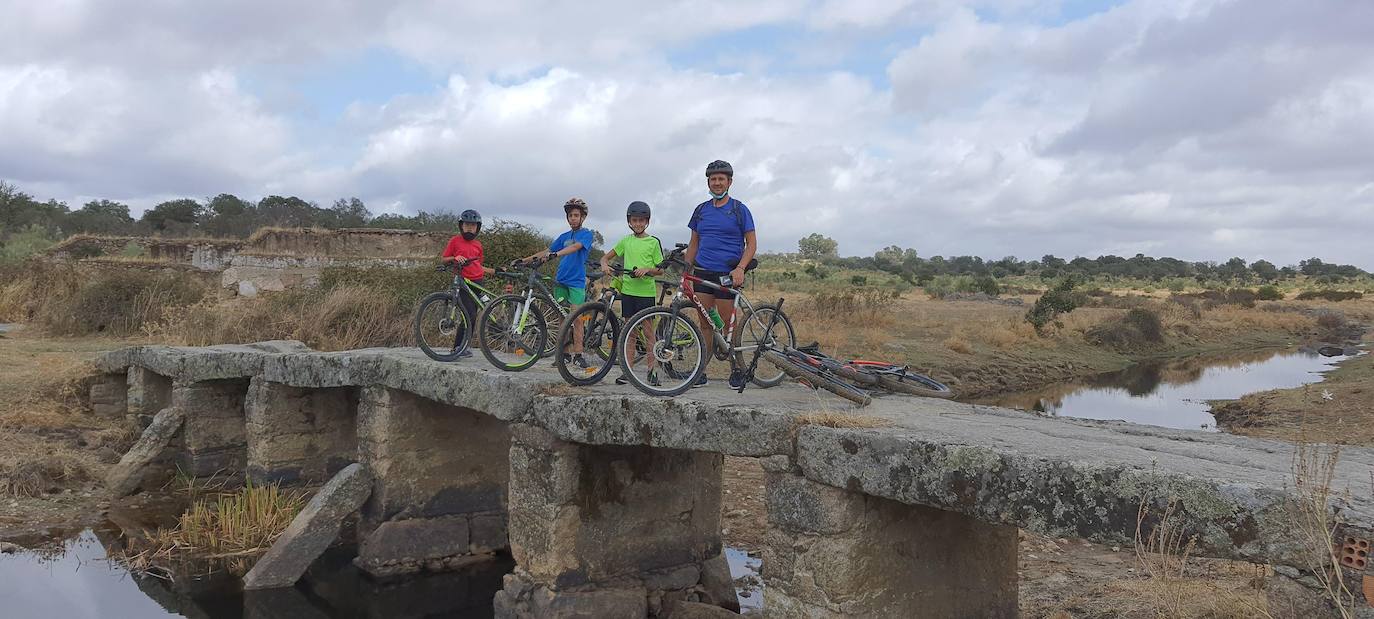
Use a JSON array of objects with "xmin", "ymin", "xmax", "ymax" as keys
[{"xmin": 441, "ymin": 209, "xmax": 495, "ymax": 357}]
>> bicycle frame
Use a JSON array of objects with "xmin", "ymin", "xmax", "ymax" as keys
[{"xmin": 669, "ymin": 270, "xmax": 761, "ymax": 357}]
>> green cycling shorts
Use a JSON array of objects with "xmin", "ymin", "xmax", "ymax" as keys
[{"xmin": 553, "ymin": 284, "xmax": 586, "ymax": 305}]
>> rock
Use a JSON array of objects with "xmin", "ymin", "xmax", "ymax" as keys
[
  {"xmin": 105, "ymin": 407, "xmax": 186, "ymax": 497},
  {"xmin": 0, "ymin": 542, "xmax": 22, "ymax": 554},
  {"xmin": 666, "ymin": 600, "xmax": 740, "ymax": 618},
  {"xmin": 1318, "ymin": 345, "xmax": 1345, "ymax": 357},
  {"xmin": 699, "ymin": 553, "xmax": 740, "ymax": 612},
  {"xmin": 242, "ymin": 463, "xmax": 372, "ymax": 590},
  {"xmin": 355, "ymin": 516, "xmax": 470, "ymax": 577}
]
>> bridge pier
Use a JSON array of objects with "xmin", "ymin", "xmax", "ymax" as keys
[
  {"xmin": 127, "ymin": 366, "xmax": 171, "ymax": 428},
  {"xmin": 354, "ymin": 387, "xmax": 511, "ymax": 577},
  {"xmin": 171, "ymin": 378, "xmax": 250, "ymax": 477},
  {"xmin": 495, "ymin": 424, "xmax": 733, "ymax": 618},
  {"xmin": 760, "ymin": 456, "xmax": 1019, "ymax": 618},
  {"xmin": 245, "ymin": 377, "xmax": 359, "ymax": 485}
]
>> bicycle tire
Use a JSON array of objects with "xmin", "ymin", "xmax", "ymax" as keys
[
  {"xmin": 654, "ymin": 299, "xmax": 695, "ymax": 380},
  {"xmin": 477, "ymin": 294, "xmax": 548, "ymax": 372},
  {"xmin": 555, "ymin": 302, "xmax": 618, "ymax": 386},
  {"xmin": 835, "ymin": 364, "xmax": 881, "ymax": 386},
  {"xmin": 764, "ymin": 350, "xmax": 872, "ymax": 406},
  {"xmin": 533, "ymin": 294, "xmax": 564, "ymax": 358},
  {"xmin": 876, "ymin": 371, "xmax": 955, "ymax": 399},
  {"xmin": 617, "ymin": 306, "xmax": 708, "ymax": 397},
  {"xmin": 731, "ymin": 304, "xmax": 796, "ymax": 388},
  {"xmin": 414, "ymin": 291, "xmax": 468, "ymax": 362}
]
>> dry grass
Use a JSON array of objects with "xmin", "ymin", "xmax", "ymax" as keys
[
  {"xmin": 794, "ymin": 411, "xmax": 895, "ymax": 429},
  {"xmin": 943, "ymin": 336, "xmax": 973, "ymax": 354},
  {"xmin": 121, "ymin": 481, "xmax": 308, "ymax": 577},
  {"xmin": 0, "ymin": 451, "xmax": 93, "ymax": 497},
  {"xmin": 1288, "ymin": 439, "xmax": 1357, "ymax": 616}
]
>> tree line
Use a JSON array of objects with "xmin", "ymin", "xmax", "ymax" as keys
[{"xmin": 795, "ymin": 233, "xmax": 1371, "ymax": 284}]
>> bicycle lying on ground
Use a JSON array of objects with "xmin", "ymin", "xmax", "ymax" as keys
[
  {"xmin": 761, "ymin": 342, "xmax": 954, "ymax": 403},
  {"xmin": 615, "ymin": 245, "xmax": 800, "ymax": 397}
]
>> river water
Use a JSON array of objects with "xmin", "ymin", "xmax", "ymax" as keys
[
  {"xmin": 0, "ymin": 523, "xmax": 762, "ymax": 618},
  {"xmin": 973, "ymin": 347, "xmax": 1358, "ymax": 431}
]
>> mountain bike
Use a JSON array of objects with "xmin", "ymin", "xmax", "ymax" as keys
[
  {"xmin": 615, "ymin": 247, "xmax": 797, "ymax": 396},
  {"xmin": 553, "ymin": 264, "xmax": 684, "ymax": 386},
  {"xmin": 740, "ymin": 300, "xmax": 873, "ymax": 406},
  {"xmin": 414, "ymin": 260, "xmax": 508, "ymax": 362}
]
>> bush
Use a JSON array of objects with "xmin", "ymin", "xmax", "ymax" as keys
[
  {"xmin": 850, "ymin": 275, "xmax": 868, "ymax": 287},
  {"xmin": 1295, "ymin": 290, "xmax": 1363, "ymax": 302},
  {"xmin": 809, "ymin": 287, "xmax": 899, "ymax": 317},
  {"xmin": 1087, "ymin": 307, "xmax": 1165, "ymax": 349},
  {"xmin": 1314, "ymin": 310, "xmax": 1348, "ymax": 335},
  {"xmin": 38, "ymin": 268, "xmax": 210, "ymax": 335},
  {"xmin": 1025, "ymin": 278, "xmax": 1080, "ymax": 334},
  {"xmin": 974, "ymin": 275, "xmax": 1000, "ymax": 297},
  {"xmin": 804, "ymin": 263, "xmax": 830, "ymax": 280},
  {"xmin": 318, "ymin": 265, "xmax": 449, "ymax": 307},
  {"xmin": 1256, "ymin": 285, "xmax": 1283, "ymax": 301}
]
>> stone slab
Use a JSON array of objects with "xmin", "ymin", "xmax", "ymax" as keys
[
  {"xmin": 242, "ymin": 463, "xmax": 372, "ymax": 590},
  {"xmin": 106, "ymin": 407, "xmax": 185, "ymax": 496}
]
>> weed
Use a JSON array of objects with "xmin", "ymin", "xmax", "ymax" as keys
[
  {"xmin": 1288, "ymin": 439, "xmax": 1356, "ymax": 616},
  {"xmin": 1296, "ymin": 290, "xmax": 1363, "ymax": 302},
  {"xmin": 0, "ymin": 454, "xmax": 92, "ymax": 497},
  {"xmin": 1134, "ymin": 497, "xmax": 1200, "ymax": 617},
  {"xmin": 943, "ymin": 336, "xmax": 973, "ymax": 354}
]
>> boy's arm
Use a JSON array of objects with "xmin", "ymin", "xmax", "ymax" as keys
[{"xmin": 600, "ymin": 248, "xmax": 618, "ymax": 272}]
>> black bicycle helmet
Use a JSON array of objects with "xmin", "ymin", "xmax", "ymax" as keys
[
  {"xmin": 459, "ymin": 209, "xmax": 482, "ymax": 231},
  {"xmin": 563, "ymin": 197, "xmax": 588, "ymax": 215},
  {"xmin": 626, "ymin": 201, "xmax": 651, "ymax": 220},
  {"xmin": 705, "ymin": 159, "xmax": 733, "ymax": 178}
]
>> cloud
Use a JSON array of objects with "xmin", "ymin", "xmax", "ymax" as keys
[{"xmin": 2, "ymin": 0, "xmax": 1372, "ymax": 269}]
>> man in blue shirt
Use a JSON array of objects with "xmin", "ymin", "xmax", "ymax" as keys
[
  {"xmin": 521, "ymin": 198, "xmax": 595, "ymax": 365},
  {"xmin": 686, "ymin": 160, "xmax": 757, "ymax": 386}
]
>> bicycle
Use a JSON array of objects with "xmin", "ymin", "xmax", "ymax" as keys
[
  {"xmin": 413, "ymin": 259, "xmax": 510, "ymax": 362},
  {"xmin": 784, "ymin": 343, "xmax": 954, "ymax": 398},
  {"xmin": 476, "ymin": 257, "xmax": 602, "ymax": 371},
  {"xmin": 615, "ymin": 246, "xmax": 797, "ymax": 397},
  {"xmin": 738, "ymin": 299, "xmax": 873, "ymax": 406},
  {"xmin": 553, "ymin": 263, "xmax": 684, "ymax": 386}
]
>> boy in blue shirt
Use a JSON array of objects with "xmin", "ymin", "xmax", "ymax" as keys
[{"xmin": 520, "ymin": 198, "xmax": 595, "ymax": 366}]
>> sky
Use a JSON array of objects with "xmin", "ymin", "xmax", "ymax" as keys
[{"xmin": 2, "ymin": 0, "xmax": 1371, "ymax": 267}]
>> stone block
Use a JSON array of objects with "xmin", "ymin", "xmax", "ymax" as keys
[
  {"xmin": 643, "ymin": 563, "xmax": 701, "ymax": 592},
  {"xmin": 356, "ymin": 516, "xmax": 471, "ymax": 577},
  {"xmin": 173, "ymin": 379, "xmax": 249, "ymax": 477},
  {"xmin": 506, "ymin": 433, "xmax": 723, "ymax": 590},
  {"xmin": 127, "ymin": 366, "xmax": 171, "ymax": 428},
  {"xmin": 242, "ymin": 463, "xmax": 372, "ymax": 590},
  {"xmin": 699, "ymin": 553, "xmax": 740, "ymax": 612},
  {"xmin": 106, "ymin": 407, "xmax": 185, "ymax": 496},
  {"xmin": 763, "ymin": 471, "xmax": 1018, "ymax": 618},
  {"xmin": 245, "ymin": 378, "xmax": 357, "ymax": 485},
  {"xmin": 90, "ymin": 375, "xmax": 128, "ymax": 420},
  {"xmin": 470, "ymin": 512, "xmax": 509, "ymax": 554},
  {"xmin": 667, "ymin": 600, "xmax": 740, "ymax": 618},
  {"xmin": 493, "ymin": 572, "xmax": 648, "ymax": 619},
  {"xmin": 357, "ymin": 387, "xmax": 509, "ymax": 527}
]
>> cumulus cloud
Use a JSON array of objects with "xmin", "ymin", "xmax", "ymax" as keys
[{"xmin": 1, "ymin": 0, "xmax": 1372, "ymax": 268}]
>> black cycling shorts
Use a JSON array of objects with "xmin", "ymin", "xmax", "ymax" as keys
[
  {"xmin": 691, "ymin": 266, "xmax": 737, "ymax": 300},
  {"xmin": 619, "ymin": 294, "xmax": 656, "ymax": 320}
]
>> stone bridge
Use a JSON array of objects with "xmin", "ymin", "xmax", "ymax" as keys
[{"xmin": 90, "ymin": 342, "xmax": 1374, "ymax": 618}]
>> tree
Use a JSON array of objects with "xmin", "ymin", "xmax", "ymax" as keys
[
  {"xmin": 329, "ymin": 197, "xmax": 371, "ymax": 228},
  {"xmin": 256, "ymin": 195, "xmax": 320, "ymax": 228},
  {"xmin": 67, "ymin": 199, "xmax": 134, "ymax": 235},
  {"xmin": 1221, "ymin": 257, "xmax": 1250, "ymax": 282},
  {"xmin": 141, "ymin": 198, "xmax": 204, "ymax": 235},
  {"xmin": 797, "ymin": 233, "xmax": 838, "ymax": 260},
  {"xmin": 201, "ymin": 193, "xmax": 256, "ymax": 237},
  {"xmin": 1249, "ymin": 259, "xmax": 1279, "ymax": 282}
]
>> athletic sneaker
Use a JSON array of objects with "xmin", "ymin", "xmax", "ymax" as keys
[
  {"xmin": 615, "ymin": 369, "xmax": 660, "ymax": 386},
  {"xmin": 571, "ymin": 354, "xmax": 591, "ymax": 370},
  {"xmin": 693, "ymin": 373, "xmax": 708, "ymax": 388},
  {"xmin": 728, "ymin": 369, "xmax": 745, "ymax": 389},
  {"xmin": 457, "ymin": 349, "xmax": 473, "ymax": 359}
]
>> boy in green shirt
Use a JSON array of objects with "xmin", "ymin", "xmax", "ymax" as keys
[{"xmin": 600, "ymin": 201, "xmax": 665, "ymax": 386}]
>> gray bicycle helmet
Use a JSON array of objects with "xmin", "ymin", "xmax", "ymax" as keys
[
  {"xmin": 626, "ymin": 201, "xmax": 651, "ymax": 220},
  {"xmin": 459, "ymin": 209, "xmax": 482, "ymax": 231},
  {"xmin": 563, "ymin": 197, "xmax": 588, "ymax": 215},
  {"xmin": 705, "ymin": 159, "xmax": 733, "ymax": 178}
]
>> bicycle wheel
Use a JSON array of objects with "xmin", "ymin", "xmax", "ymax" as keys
[
  {"xmin": 533, "ymin": 294, "xmax": 564, "ymax": 358},
  {"xmin": 653, "ymin": 299, "xmax": 695, "ymax": 380},
  {"xmin": 415, "ymin": 292, "xmax": 469, "ymax": 362},
  {"xmin": 853, "ymin": 363, "xmax": 955, "ymax": 399},
  {"xmin": 764, "ymin": 350, "xmax": 872, "ymax": 406},
  {"xmin": 617, "ymin": 306, "xmax": 708, "ymax": 397},
  {"xmin": 477, "ymin": 294, "xmax": 548, "ymax": 371},
  {"xmin": 732, "ymin": 304, "xmax": 796, "ymax": 388},
  {"xmin": 555, "ymin": 303, "xmax": 618, "ymax": 386}
]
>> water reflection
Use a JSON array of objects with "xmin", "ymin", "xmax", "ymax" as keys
[
  {"xmin": 0, "ymin": 525, "xmax": 514, "ymax": 618},
  {"xmin": 973, "ymin": 348, "xmax": 1355, "ymax": 431}
]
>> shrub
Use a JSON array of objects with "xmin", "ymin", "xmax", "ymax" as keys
[
  {"xmin": 1256, "ymin": 285, "xmax": 1283, "ymax": 301},
  {"xmin": 850, "ymin": 275, "xmax": 868, "ymax": 287},
  {"xmin": 1087, "ymin": 308, "xmax": 1166, "ymax": 349},
  {"xmin": 1025, "ymin": 278, "xmax": 1081, "ymax": 334},
  {"xmin": 974, "ymin": 275, "xmax": 1000, "ymax": 297},
  {"xmin": 36, "ymin": 267, "xmax": 210, "ymax": 335},
  {"xmin": 809, "ymin": 287, "xmax": 898, "ymax": 317},
  {"xmin": 1295, "ymin": 290, "xmax": 1363, "ymax": 302},
  {"xmin": 1314, "ymin": 310, "xmax": 1347, "ymax": 335},
  {"xmin": 1224, "ymin": 288, "xmax": 1257, "ymax": 308}
]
